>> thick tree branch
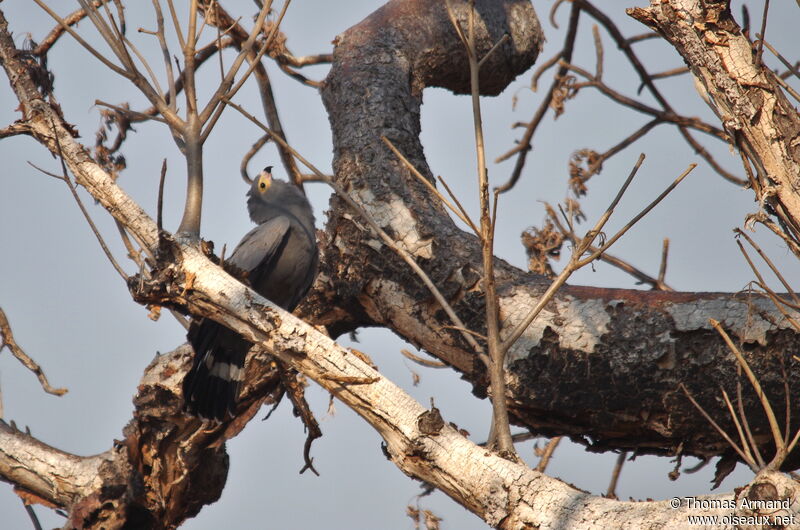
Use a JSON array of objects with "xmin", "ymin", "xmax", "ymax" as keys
[
  {"xmin": 311, "ymin": 0, "xmax": 800, "ymax": 466},
  {"xmin": 3, "ymin": 3, "xmax": 800, "ymax": 527}
]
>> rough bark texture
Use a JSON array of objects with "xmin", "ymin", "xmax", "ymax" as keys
[
  {"xmin": 308, "ymin": 0, "xmax": 800, "ymax": 466},
  {"xmin": 2, "ymin": 0, "xmax": 800, "ymax": 528}
]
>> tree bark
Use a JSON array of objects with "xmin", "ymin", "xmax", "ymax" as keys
[
  {"xmin": 309, "ymin": 0, "xmax": 800, "ymax": 465},
  {"xmin": 3, "ymin": 0, "xmax": 800, "ymax": 528}
]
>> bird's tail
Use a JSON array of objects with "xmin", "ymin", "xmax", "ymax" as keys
[{"xmin": 183, "ymin": 319, "xmax": 250, "ymax": 421}]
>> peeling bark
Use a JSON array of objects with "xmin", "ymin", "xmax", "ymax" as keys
[{"xmin": 3, "ymin": 1, "xmax": 800, "ymax": 528}]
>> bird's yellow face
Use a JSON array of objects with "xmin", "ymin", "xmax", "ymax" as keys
[{"xmin": 256, "ymin": 169, "xmax": 273, "ymax": 195}]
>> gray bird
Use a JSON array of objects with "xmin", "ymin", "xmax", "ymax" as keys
[{"xmin": 183, "ymin": 166, "xmax": 318, "ymax": 420}]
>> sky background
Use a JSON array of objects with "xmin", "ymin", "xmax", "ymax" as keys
[{"xmin": 1, "ymin": 1, "xmax": 799, "ymax": 529}]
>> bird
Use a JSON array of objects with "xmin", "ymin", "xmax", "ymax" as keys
[{"xmin": 183, "ymin": 166, "xmax": 318, "ymax": 421}]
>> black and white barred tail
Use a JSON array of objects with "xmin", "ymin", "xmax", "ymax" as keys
[{"xmin": 183, "ymin": 319, "xmax": 249, "ymax": 421}]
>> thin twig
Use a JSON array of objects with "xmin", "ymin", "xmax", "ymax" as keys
[
  {"xmin": 737, "ymin": 376, "xmax": 766, "ymax": 469},
  {"xmin": 400, "ymin": 349, "xmax": 447, "ymax": 368},
  {"xmin": 680, "ymin": 383, "xmax": 757, "ymax": 471},
  {"xmin": 151, "ymin": 0, "xmax": 177, "ymax": 112},
  {"xmin": 495, "ymin": 1, "xmax": 580, "ymax": 193},
  {"xmin": 578, "ymin": 0, "xmax": 744, "ymax": 186},
  {"xmin": 720, "ymin": 386, "xmax": 756, "ymax": 467},
  {"xmin": 562, "ymin": 62, "xmax": 726, "ymax": 141},
  {"xmin": 535, "ymin": 436, "xmax": 562, "ymax": 472},
  {"xmin": 34, "ymin": 1, "xmax": 109, "ymax": 56},
  {"xmin": 460, "ymin": 0, "xmax": 515, "ymax": 455},
  {"xmin": 95, "ymin": 100, "xmax": 168, "ymax": 124},
  {"xmin": 277, "ymin": 52, "xmax": 332, "ymax": 67},
  {"xmin": 576, "ymin": 163, "xmax": 696, "ymax": 268},
  {"xmin": 157, "ymin": 158, "xmax": 167, "ymax": 231},
  {"xmin": 761, "ymin": 39, "xmax": 800, "ymax": 80},
  {"xmin": 605, "ymin": 452, "xmax": 626, "ymax": 498},
  {"xmin": 0, "ymin": 308, "xmax": 67, "ymax": 396},
  {"xmin": 755, "ymin": 0, "xmax": 770, "ymax": 66},
  {"xmin": 710, "ymin": 319, "xmax": 785, "ymax": 469},
  {"xmin": 382, "ymin": 136, "xmax": 479, "ymax": 234},
  {"xmin": 240, "ymin": 134, "xmax": 271, "ymax": 184},
  {"xmin": 23, "ymin": 503, "xmax": 43, "ymax": 530},
  {"xmin": 34, "ymin": 0, "xmax": 127, "ymax": 77},
  {"xmin": 547, "ymin": 205, "xmax": 672, "ymax": 291},
  {"xmin": 591, "ymin": 24, "xmax": 603, "ymax": 80},
  {"xmin": 478, "ymin": 34, "xmax": 509, "ymax": 69},
  {"xmin": 500, "ymin": 154, "xmax": 648, "ymax": 354},
  {"xmin": 658, "ymin": 238, "xmax": 669, "ymax": 286},
  {"xmin": 51, "ymin": 119, "xmax": 129, "ymax": 279}
]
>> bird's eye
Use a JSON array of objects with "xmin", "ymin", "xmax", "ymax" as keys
[{"xmin": 259, "ymin": 182, "xmax": 266, "ymax": 190}]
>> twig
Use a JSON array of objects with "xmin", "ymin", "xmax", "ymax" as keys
[
  {"xmin": 34, "ymin": 1, "xmax": 109, "ymax": 56},
  {"xmin": 591, "ymin": 24, "xmax": 603, "ymax": 80},
  {"xmin": 575, "ymin": 163, "xmax": 696, "ymax": 268},
  {"xmin": 0, "ymin": 308, "xmax": 67, "ymax": 396},
  {"xmin": 572, "ymin": 119, "xmax": 661, "ymax": 182},
  {"xmin": 680, "ymin": 383, "xmax": 757, "ymax": 471},
  {"xmin": 157, "ymin": 158, "xmax": 167, "ymax": 231},
  {"xmin": 658, "ymin": 238, "xmax": 669, "ymax": 286},
  {"xmin": 761, "ymin": 39, "xmax": 800, "ymax": 80},
  {"xmin": 240, "ymin": 134, "xmax": 271, "ymax": 184},
  {"xmin": 755, "ymin": 0, "xmax": 770, "ymax": 66},
  {"xmin": 535, "ymin": 436, "xmax": 561, "ymax": 472},
  {"xmin": 151, "ymin": 0, "xmax": 177, "ymax": 112},
  {"xmin": 478, "ymin": 34, "xmax": 509, "ymax": 69},
  {"xmin": 503, "ymin": 157, "xmax": 692, "ymax": 353},
  {"xmin": 529, "ymin": 51, "xmax": 562, "ymax": 92},
  {"xmin": 165, "ymin": 0, "xmax": 185, "ymax": 49},
  {"xmin": 547, "ymin": 205, "xmax": 672, "ymax": 291},
  {"xmin": 460, "ymin": 0, "xmax": 515, "ymax": 455},
  {"xmin": 276, "ymin": 52, "xmax": 332, "ymax": 67},
  {"xmin": 577, "ymin": 0, "xmax": 745, "ymax": 186},
  {"xmin": 34, "ymin": 0, "xmax": 128, "ymax": 77},
  {"xmin": 710, "ymin": 319, "xmax": 785, "ymax": 469},
  {"xmin": 95, "ymin": 99, "xmax": 168, "ymax": 124},
  {"xmin": 499, "ymin": 154, "xmax": 647, "ymax": 354},
  {"xmin": 495, "ymin": 1, "xmax": 580, "ymax": 193},
  {"xmin": 400, "ymin": 349, "xmax": 447, "ymax": 368},
  {"xmin": 769, "ymin": 69, "xmax": 800, "ymax": 105},
  {"xmin": 562, "ymin": 62, "xmax": 726, "ymax": 141},
  {"xmin": 382, "ymin": 136, "xmax": 479, "ymax": 234},
  {"xmin": 720, "ymin": 387, "xmax": 756, "ymax": 468},
  {"xmin": 197, "ymin": 1, "xmax": 304, "ymax": 188},
  {"xmin": 275, "ymin": 62, "xmax": 322, "ymax": 88},
  {"xmin": 737, "ymin": 376, "xmax": 766, "ymax": 469},
  {"xmin": 52, "ymin": 119, "xmax": 129, "ymax": 280},
  {"xmin": 643, "ymin": 66, "xmax": 689, "ymax": 91},
  {"xmin": 735, "ymin": 228, "xmax": 799, "ymax": 304},
  {"xmin": 625, "ymin": 32, "xmax": 659, "ymax": 45},
  {"xmin": 549, "ymin": 0, "xmax": 568, "ymax": 29},
  {"xmin": 605, "ymin": 452, "xmax": 626, "ymax": 498},
  {"xmin": 23, "ymin": 503, "xmax": 43, "ymax": 530}
]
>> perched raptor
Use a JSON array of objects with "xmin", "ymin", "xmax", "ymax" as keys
[{"xmin": 183, "ymin": 167, "xmax": 318, "ymax": 420}]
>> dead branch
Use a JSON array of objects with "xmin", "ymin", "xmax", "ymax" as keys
[{"xmin": 0, "ymin": 309, "xmax": 67, "ymax": 397}]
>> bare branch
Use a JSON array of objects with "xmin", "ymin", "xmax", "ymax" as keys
[{"xmin": 0, "ymin": 309, "xmax": 67, "ymax": 397}]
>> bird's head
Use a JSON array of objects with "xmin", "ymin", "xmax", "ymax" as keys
[{"xmin": 246, "ymin": 166, "xmax": 314, "ymax": 226}]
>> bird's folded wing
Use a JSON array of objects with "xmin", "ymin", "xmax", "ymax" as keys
[{"xmin": 228, "ymin": 216, "xmax": 291, "ymax": 275}]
